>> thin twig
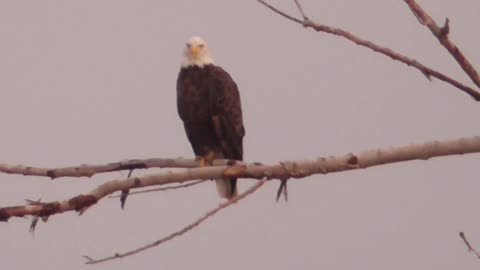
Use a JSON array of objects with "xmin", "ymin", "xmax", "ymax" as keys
[
  {"xmin": 27, "ymin": 198, "xmax": 43, "ymax": 233},
  {"xmin": 109, "ymin": 180, "xmax": 207, "ymax": 198},
  {"xmin": 256, "ymin": 0, "xmax": 480, "ymax": 101},
  {"xmin": 459, "ymin": 232, "xmax": 480, "ymax": 259},
  {"xmin": 275, "ymin": 178, "xmax": 288, "ymax": 202},
  {"xmin": 120, "ymin": 169, "xmax": 135, "ymax": 209},
  {"xmin": 404, "ymin": 0, "xmax": 480, "ymax": 88},
  {"xmin": 84, "ymin": 177, "xmax": 268, "ymax": 264},
  {"xmin": 293, "ymin": 0, "xmax": 308, "ymax": 20}
]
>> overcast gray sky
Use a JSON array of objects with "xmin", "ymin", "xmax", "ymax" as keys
[{"xmin": 1, "ymin": 0, "xmax": 480, "ymax": 269}]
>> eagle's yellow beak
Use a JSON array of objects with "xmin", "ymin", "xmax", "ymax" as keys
[{"xmin": 190, "ymin": 45, "xmax": 201, "ymax": 58}]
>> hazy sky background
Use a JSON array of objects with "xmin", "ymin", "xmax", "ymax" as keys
[{"xmin": 1, "ymin": 0, "xmax": 480, "ymax": 269}]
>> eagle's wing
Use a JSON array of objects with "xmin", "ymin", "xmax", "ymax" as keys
[{"xmin": 209, "ymin": 66, "xmax": 245, "ymax": 161}]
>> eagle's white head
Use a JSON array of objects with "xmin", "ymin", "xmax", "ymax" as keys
[{"xmin": 181, "ymin": 36, "xmax": 214, "ymax": 68}]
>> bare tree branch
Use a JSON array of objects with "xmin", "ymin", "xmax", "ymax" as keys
[
  {"xmin": 0, "ymin": 158, "xmax": 236, "ymax": 179},
  {"xmin": 120, "ymin": 169, "xmax": 135, "ymax": 209},
  {"xmin": 293, "ymin": 0, "xmax": 308, "ymax": 20},
  {"xmin": 109, "ymin": 180, "xmax": 207, "ymax": 198},
  {"xmin": 84, "ymin": 177, "xmax": 268, "ymax": 264},
  {"xmin": 256, "ymin": 0, "xmax": 480, "ymax": 101},
  {"xmin": 459, "ymin": 232, "xmax": 480, "ymax": 259},
  {"xmin": 1, "ymin": 136, "xmax": 479, "ymax": 222},
  {"xmin": 404, "ymin": 0, "xmax": 480, "ymax": 88}
]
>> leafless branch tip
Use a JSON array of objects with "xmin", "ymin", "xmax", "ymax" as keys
[
  {"xmin": 293, "ymin": 0, "xmax": 308, "ymax": 21},
  {"xmin": 459, "ymin": 232, "xmax": 480, "ymax": 259},
  {"xmin": 257, "ymin": 0, "xmax": 480, "ymax": 101}
]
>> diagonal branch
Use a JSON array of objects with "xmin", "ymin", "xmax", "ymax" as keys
[
  {"xmin": 256, "ymin": 0, "xmax": 480, "ymax": 101},
  {"xmin": 459, "ymin": 232, "xmax": 480, "ymax": 259},
  {"xmin": 84, "ymin": 177, "xmax": 268, "ymax": 264},
  {"xmin": 293, "ymin": 0, "xmax": 308, "ymax": 20},
  {"xmin": 404, "ymin": 0, "xmax": 480, "ymax": 88},
  {"xmin": 1, "ymin": 136, "xmax": 479, "ymax": 222}
]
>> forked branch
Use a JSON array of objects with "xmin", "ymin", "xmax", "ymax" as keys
[
  {"xmin": 256, "ymin": 0, "xmax": 480, "ymax": 101},
  {"xmin": 404, "ymin": 0, "xmax": 480, "ymax": 88}
]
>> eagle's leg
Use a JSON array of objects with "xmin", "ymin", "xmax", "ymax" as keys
[{"xmin": 196, "ymin": 151, "xmax": 216, "ymax": 167}]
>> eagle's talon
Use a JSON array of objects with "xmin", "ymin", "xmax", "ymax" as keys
[{"xmin": 196, "ymin": 152, "xmax": 215, "ymax": 167}]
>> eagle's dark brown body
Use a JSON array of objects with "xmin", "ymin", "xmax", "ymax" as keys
[{"xmin": 177, "ymin": 64, "xmax": 244, "ymax": 198}]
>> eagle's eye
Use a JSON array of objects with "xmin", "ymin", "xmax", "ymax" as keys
[
  {"xmin": 198, "ymin": 43, "xmax": 205, "ymax": 48},
  {"xmin": 186, "ymin": 43, "xmax": 192, "ymax": 48}
]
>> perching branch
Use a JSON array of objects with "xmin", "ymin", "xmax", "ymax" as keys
[
  {"xmin": 404, "ymin": 0, "xmax": 480, "ymax": 88},
  {"xmin": 1, "ymin": 135, "xmax": 479, "ymax": 222},
  {"xmin": 84, "ymin": 177, "xmax": 268, "ymax": 264},
  {"xmin": 459, "ymin": 232, "xmax": 480, "ymax": 259},
  {"xmin": 256, "ymin": 0, "xmax": 480, "ymax": 101},
  {"xmin": 0, "ymin": 158, "xmax": 235, "ymax": 179}
]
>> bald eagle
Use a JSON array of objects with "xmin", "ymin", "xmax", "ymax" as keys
[{"xmin": 176, "ymin": 36, "xmax": 245, "ymax": 199}]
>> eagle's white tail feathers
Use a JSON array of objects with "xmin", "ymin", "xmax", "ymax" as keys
[{"xmin": 215, "ymin": 179, "xmax": 237, "ymax": 199}]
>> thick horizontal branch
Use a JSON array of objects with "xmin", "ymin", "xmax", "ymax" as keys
[
  {"xmin": 256, "ymin": 0, "xmax": 480, "ymax": 101},
  {"xmin": 1, "ymin": 136, "xmax": 479, "ymax": 222},
  {"xmin": 404, "ymin": 0, "xmax": 480, "ymax": 88},
  {"xmin": 0, "ymin": 158, "xmax": 235, "ymax": 179}
]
